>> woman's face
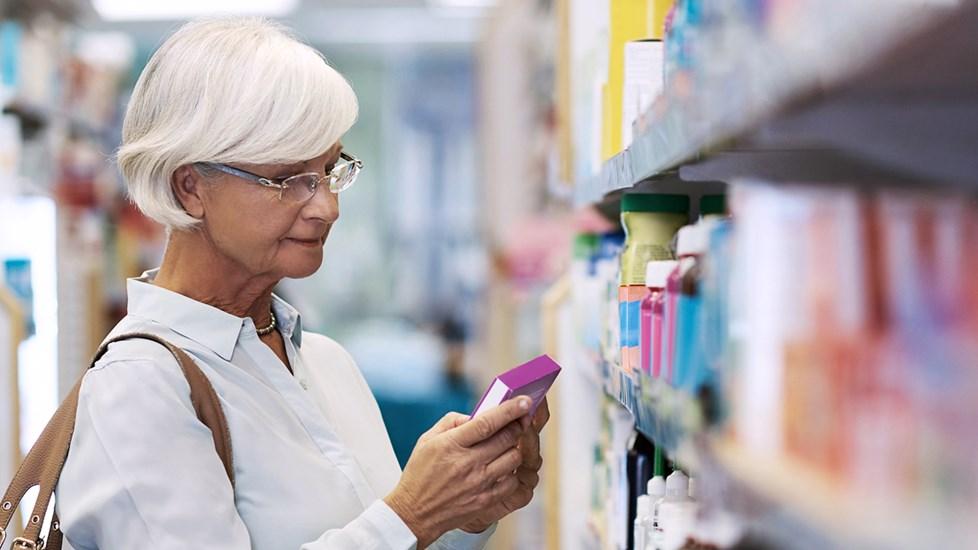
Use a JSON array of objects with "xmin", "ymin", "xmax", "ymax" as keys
[{"xmin": 193, "ymin": 144, "xmax": 344, "ymax": 281}]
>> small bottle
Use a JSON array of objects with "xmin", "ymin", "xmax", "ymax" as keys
[
  {"xmin": 658, "ymin": 471, "xmax": 698, "ymax": 550},
  {"xmin": 699, "ymin": 194, "xmax": 727, "ymax": 221},
  {"xmin": 634, "ymin": 494, "xmax": 652, "ymax": 550},
  {"xmin": 640, "ymin": 260, "xmax": 678, "ymax": 377},
  {"xmin": 647, "ymin": 476, "xmax": 667, "ymax": 550},
  {"xmin": 676, "ymin": 221, "xmax": 713, "ymax": 393},
  {"xmin": 662, "ymin": 225, "xmax": 707, "ymax": 387}
]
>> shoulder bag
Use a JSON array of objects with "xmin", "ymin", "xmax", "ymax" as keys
[{"xmin": 0, "ymin": 333, "xmax": 234, "ymax": 550}]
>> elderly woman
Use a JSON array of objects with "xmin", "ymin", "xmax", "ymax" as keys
[{"xmin": 54, "ymin": 18, "xmax": 548, "ymax": 550}]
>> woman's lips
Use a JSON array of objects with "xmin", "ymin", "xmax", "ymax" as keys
[{"xmin": 287, "ymin": 237, "xmax": 322, "ymax": 247}]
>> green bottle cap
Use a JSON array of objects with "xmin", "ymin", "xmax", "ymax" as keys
[
  {"xmin": 699, "ymin": 195, "xmax": 727, "ymax": 216},
  {"xmin": 621, "ymin": 193, "xmax": 689, "ymax": 214}
]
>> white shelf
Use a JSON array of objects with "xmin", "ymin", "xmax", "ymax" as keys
[
  {"xmin": 709, "ymin": 439, "xmax": 978, "ymax": 549},
  {"xmin": 575, "ymin": 1, "xmax": 975, "ymax": 205}
]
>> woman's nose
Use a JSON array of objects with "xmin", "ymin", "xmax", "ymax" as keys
[{"xmin": 301, "ymin": 183, "xmax": 340, "ymax": 224}]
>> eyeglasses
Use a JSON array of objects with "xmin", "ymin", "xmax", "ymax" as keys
[{"xmin": 198, "ymin": 152, "xmax": 363, "ymax": 202}]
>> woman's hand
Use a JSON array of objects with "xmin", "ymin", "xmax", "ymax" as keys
[
  {"xmin": 460, "ymin": 398, "xmax": 550, "ymax": 534},
  {"xmin": 383, "ymin": 397, "xmax": 532, "ymax": 548}
]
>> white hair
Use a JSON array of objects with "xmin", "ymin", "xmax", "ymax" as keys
[{"xmin": 118, "ymin": 17, "xmax": 358, "ymax": 230}]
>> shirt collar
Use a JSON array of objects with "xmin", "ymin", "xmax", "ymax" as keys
[
  {"xmin": 127, "ymin": 269, "xmax": 303, "ymax": 360},
  {"xmin": 272, "ymin": 293, "xmax": 303, "ymax": 348}
]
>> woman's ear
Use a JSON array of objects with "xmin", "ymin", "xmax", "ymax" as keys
[{"xmin": 171, "ymin": 165, "xmax": 206, "ymax": 219}]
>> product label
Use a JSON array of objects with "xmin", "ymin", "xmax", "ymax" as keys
[
  {"xmin": 640, "ymin": 301, "xmax": 653, "ymax": 376},
  {"xmin": 675, "ymin": 294, "xmax": 705, "ymax": 391},
  {"xmin": 620, "ymin": 285, "xmax": 650, "ymax": 374},
  {"xmin": 625, "ymin": 243, "xmax": 673, "ymax": 284},
  {"xmin": 661, "ymin": 289, "xmax": 678, "ymax": 383},
  {"xmin": 652, "ymin": 310, "xmax": 663, "ymax": 378}
]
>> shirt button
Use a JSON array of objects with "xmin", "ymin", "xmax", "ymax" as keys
[{"xmin": 299, "ymin": 379, "xmax": 309, "ymax": 390}]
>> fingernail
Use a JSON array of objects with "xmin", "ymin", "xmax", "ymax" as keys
[{"xmin": 519, "ymin": 398, "xmax": 531, "ymax": 410}]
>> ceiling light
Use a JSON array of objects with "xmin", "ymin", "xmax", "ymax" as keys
[
  {"xmin": 92, "ymin": 0, "xmax": 300, "ymax": 21},
  {"xmin": 427, "ymin": 0, "xmax": 498, "ymax": 8}
]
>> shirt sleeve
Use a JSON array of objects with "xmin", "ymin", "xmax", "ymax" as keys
[
  {"xmin": 300, "ymin": 500, "xmax": 417, "ymax": 549},
  {"xmin": 430, "ymin": 525, "xmax": 497, "ymax": 550},
  {"xmin": 54, "ymin": 354, "xmax": 421, "ymax": 550}
]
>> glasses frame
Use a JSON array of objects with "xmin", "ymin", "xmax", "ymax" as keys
[{"xmin": 198, "ymin": 152, "xmax": 362, "ymax": 201}]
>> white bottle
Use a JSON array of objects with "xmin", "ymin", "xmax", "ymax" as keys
[
  {"xmin": 647, "ymin": 476, "xmax": 666, "ymax": 550},
  {"xmin": 658, "ymin": 472, "xmax": 698, "ymax": 550},
  {"xmin": 634, "ymin": 495, "xmax": 651, "ymax": 550}
]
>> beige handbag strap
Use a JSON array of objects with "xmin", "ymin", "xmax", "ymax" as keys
[{"xmin": 0, "ymin": 332, "xmax": 234, "ymax": 549}]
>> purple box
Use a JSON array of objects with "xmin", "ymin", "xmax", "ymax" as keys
[{"xmin": 471, "ymin": 355, "xmax": 561, "ymax": 417}]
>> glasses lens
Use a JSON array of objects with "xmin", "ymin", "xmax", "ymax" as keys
[
  {"xmin": 280, "ymin": 174, "xmax": 319, "ymax": 202},
  {"xmin": 329, "ymin": 159, "xmax": 361, "ymax": 193}
]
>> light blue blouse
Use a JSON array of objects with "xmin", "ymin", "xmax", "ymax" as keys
[{"xmin": 55, "ymin": 271, "xmax": 493, "ymax": 549}]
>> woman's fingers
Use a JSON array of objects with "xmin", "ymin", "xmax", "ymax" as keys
[
  {"xmin": 433, "ymin": 412, "xmax": 470, "ymax": 433},
  {"xmin": 484, "ymin": 446, "xmax": 523, "ymax": 481},
  {"xmin": 519, "ymin": 432, "xmax": 543, "ymax": 471},
  {"xmin": 470, "ymin": 421, "xmax": 522, "ymax": 461},
  {"xmin": 489, "ymin": 472, "xmax": 521, "ymax": 500},
  {"xmin": 531, "ymin": 398, "xmax": 550, "ymax": 432},
  {"xmin": 450, "ymin": 397, "xmax": 531, "ymax": 448},
  {"xmin": 417, "ymin": 412, "xmax": 470, "ymax": 446},
  {"xmin": 516, "ymin": 465, "xmax": 539, "ymax": 489}
]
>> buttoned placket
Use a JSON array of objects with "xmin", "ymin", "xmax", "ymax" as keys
[{"xmin": 238, "ymin": 318, "xmax": 378, "ymax": 508}]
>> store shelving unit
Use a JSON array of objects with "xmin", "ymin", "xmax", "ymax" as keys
[
  {"xmin": 576, "ymin": 0, "xmax": 978, "ymax": 205},
  {"xmin": 3, "ymin": 98, "xmax": 111, "ymax": 141},
  {"xmin": 707, "ymin": 438, "xmax": 978, "ymax": 549},
  {"xmin": 572, "ymin": 1, "xmax": 978, "ymax": 549}
]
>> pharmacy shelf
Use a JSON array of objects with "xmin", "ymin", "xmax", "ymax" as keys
[
  {"xmin": 3, "ymin": 98, "xmax": 108, "ymax": 140},
  {"xmin": 575, "ymin": 1, "xmax": 978, "ymax": 205},
  {"xmin": 604, "ymin": 373, "xmax": 705, "ymax": 465},
  {"xmin": 707, "ymin": 439, "xmax": 978, "ymax": 549}
]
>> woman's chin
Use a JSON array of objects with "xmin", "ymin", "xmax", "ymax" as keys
[{"xmin": 281, "ymin": 252, "xmax": 324, "ymax": 279}]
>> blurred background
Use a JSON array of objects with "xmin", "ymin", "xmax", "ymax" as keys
[{"xmin": 1, "ymin": 0, "xmax": 977, "ymax": 549}]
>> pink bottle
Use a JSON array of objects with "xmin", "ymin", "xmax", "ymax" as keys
[
  {"xmin": 641, "ymin": 260, "xmax": 678, "ymax": 377},
  {"xmin": 660, "ymin": 225, "xmax": 706, "ymax": 385}
]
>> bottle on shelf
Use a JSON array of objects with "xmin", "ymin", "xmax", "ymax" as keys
[
  {"xmin": 699, "ymin": 218, "xmax": 733, "ymax": 424},
  {"xmin": 634, "ymin": 494, "xmax": 652, "ymax": 550},
  {"xmin": 674, "ymin": 222, "xmax": 710, "ymax": 393},
  {"xmin": 626, "ymin": 431, "xmax": 655, "ymax": 550},
  {"xmin": 599, "ymin": 233, "xmax": 626, "ymax": 384},
  {"xmin": 640, "ymin": 260, "xmax": 678, "ymax": 378},
  {"xmin": 660, "ymin": 223, "xmax": 705, "ymax": 386},
  {"xmin": 619, "ymin": 194, "xmax": 688, "ymax": 386},
  {"xmin": 657, "ymin": 471, "xmax": 698, "ymax": 550},
  {"xmin": 647, "ymin": 474, "xmax": 667, "ymax": 550}
]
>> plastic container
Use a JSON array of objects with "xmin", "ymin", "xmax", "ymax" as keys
[
  {"xmin": 619, "ymin": 194, "xmax": 688, "ymax": 376},
  {"xmin": 657, "ymin": 471, "xmax": 698, "ymax": 550},
  {"xmin": 599, "ymin": 233, "xmax": 626, "ymax": 371},
  {"xmin": 660, "ymin": 224, "xmax": 707, "ymax": 385},
  {"xmin": 647, "ymin": 475, "xmax": 667, "ymax": 550},
  {"xmin": 674, "ymin": 222, "xmax": 711, "ymax": 391},
  {"xmin": 700, "ymin": 220, "xmax": 733, "ymax": 405},
  {"xmin": 634, "ymin": 495, "xmax": 652, "ymax": 550},
  {"xmin": 626, "ymin": 431, "xmax": 655, "ymax": 550},
  {"xmin": 640, "ymin": 260, "xmax": 678, "ymax": 377}
]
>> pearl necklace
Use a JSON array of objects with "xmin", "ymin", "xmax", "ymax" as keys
[{"xmin": 256, "ymin": 310, "xmax": 277, "ymax": 336}]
